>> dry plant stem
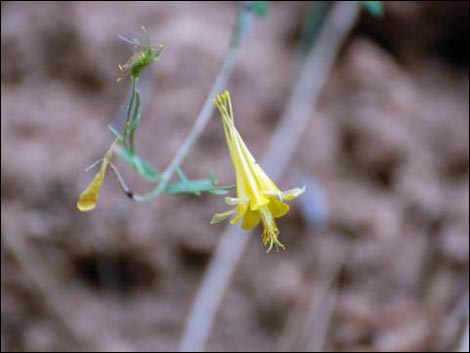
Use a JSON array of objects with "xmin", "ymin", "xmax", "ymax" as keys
[
  {"xmin": 457, "ymin": 289, "xmax": 469, "ymax": 352},
  {"xmin": 280, "ymin": 268, "xmax": 339, "ymax": 351},
  {"xmin": 460, "ymin": 318, "xmax": 469, "ymax": 352},
  {"xmin": 178, "ymin": 2, "xmax": 360, "ymax": 352},
  {"xmin": 2, "ymin": 232, "xmax": 132, "ymax": 351},
  {"xmin": 2, "ymin": 233, "xmax": 82, "ymax": 346},
  {"xmin": 132, "ymin": 3, "xmax": 251, "ymax": 202},
  {"xmin": 306, "ymin": 284, "xmax": 338, "ymax": 352},
  {"xmin": 132, "ymin": 50, "xmax": 236, "ymax": 202},
  {"xmin": 279, "ymin": 246, "xmax": 346, "ymax": 352}
]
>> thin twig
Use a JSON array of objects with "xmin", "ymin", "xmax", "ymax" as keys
[
  {"xmin": 306, "ymin": 283, "xmax": 339, "ymax": 352},
  {"xmin": 455, "ymin": 288, "xmax": 469, "ymax": 352},
  {"xmin": 459, "ymin": 318, "xmax": 469, "ymax": 352},
  {"xmin": 178, "ymin": 2, "xmax": 360, "ymax": 351},
  {"xmin": 2, "ymin": 231, "xmax": 133, "ymax": 351},
  {"xmin": 132, "ymin": 2, "xmax": 253, "ymax": 202},
  {"xmin": 278, "ymin": 240, "xmax": 347, "ymax": 352},
  {"xmin": 123, "ymin": 76, "xmax": 137, "ymax": 144}
]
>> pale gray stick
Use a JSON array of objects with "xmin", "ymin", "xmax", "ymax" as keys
[
  {"xmin": 178, "ymin": 2, "xmax": 360, "ymax": 352},
  {"xmin": 460, "ymin": 321, "xmax": 469, "ymax": 352},
  {"xmin": 132, "ymin": 2, "xmax": 253, "ymax": 202},
  {"xmin": 458, "ymin": 291, "xmax": 469, "ymax": 352},
  {"xmin": 2, "ymin": 231, "xmax": 133, "ymax": 351}
]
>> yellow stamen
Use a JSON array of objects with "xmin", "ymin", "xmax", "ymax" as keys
[{"xmin": 260, "ymin": 206, "xmax": 284, "ymax": 252}]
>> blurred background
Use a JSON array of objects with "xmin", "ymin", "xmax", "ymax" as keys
[{"xmin": 1, "ymin": 1, "xmax": 469, "ymax": 351}]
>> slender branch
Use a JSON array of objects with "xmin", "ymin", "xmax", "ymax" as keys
[
  {"xmin": 2, "ymin": 231, "xmax": 132, "ymax": 351},
  {"xmin": 123, "ymin": 76, "xmax": 137, "ymax": 143},
  {"xmin": 129, "ymin": 88, "xmax": 141, "ymax": 154},
  {"xmin": 131, "ymin": 2, "xmax": 253, "ymax": 202},
  {"xmin": 178, "ymin": 2, "xmax": 360, "ymax": 351},
  {"xmin": 109, "ymin": 162, "xmax": 134, "ymax": 198},
  {"xmin": 460, "ymin": 317, "xmax": 469, "ymax": 352}
]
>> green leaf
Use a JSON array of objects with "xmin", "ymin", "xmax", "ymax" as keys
[
  {"xmin": 208, "ymin": 187, "xmax": 233, "ymax": 195},
  {"xmin": 165, "ymin": 168, "xmax": 234, "ymax": 195},
  {"xmin": 115, "ymin": 146, "xmax": 160, "ymax": 182},
  {"xmin": 165, "ymin": 178, "xmax": 213, "ymax": 195},
  {"xmin": 209, "ymin": 171, "xmax": 217, "ymax": 185},
  {"xmin": 359, "ymin": 1, "xmax": 384, "ymax": 17},
  {"xmin": 176, "ymin": 167, "xmax": 189, "ymax": 183},
  {"xmin": 116, "ymin": 145, "xmax": 133, "ymax": 164},
  {"xmin": 252, "ymin": 1, "xmax": 270, "ymax": 18},
  {"xmin": 133, "ymin": 155, "xmax": 159, "ymax": 181},
  {"xmin": 165, "ymin": 177, "xmax": 234, "ymax": 196}
]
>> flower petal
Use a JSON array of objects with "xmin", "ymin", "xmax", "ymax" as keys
[
  {"xmin": 210, "ymin": 208, "xmax": 237, "ymax": 224},
  {"xmin": 242, "ymin": 209, "xmax": 261, "ymax": 230},
  {"xmin": 268, "ymin": 198, "xmax": 290, "ymax": 218},
  {"xmin": 228, "ymin": 200, "xmax": 249, "ymax": 224},
  {"xmin": 224, "ymin": 196, "xmax": 247, "ymax": 205},
  {"xmin": 230, "ymin": 202, "xmax": 248, "ymax": 224},
  {"xmin": 282, "ymin": 186, "xmax": 306, "ymax": 200}
]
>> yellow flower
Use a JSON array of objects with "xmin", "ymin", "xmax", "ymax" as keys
[
  {"xmin": 77, "ymin": 138, "xmax": 118, "ymax": 212},
  {"xmin": 211, "ymin": 91, "xmax": 305, "ymax": 252}
]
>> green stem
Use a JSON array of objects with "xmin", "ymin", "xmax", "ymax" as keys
[
  {"xmin": 298, "ymin": 1, "xmax": 331, "ymax": 57},
  {"xmin": 132, "ymin": 2, "xmax": 253, "ymax": 202},
  {"xmin": 129, "ymin": 88, "xmax": 141, "ymax": 154},
  {"xmin": 124, "ymin": 76, "xmax": 138, "ymax": 144}
]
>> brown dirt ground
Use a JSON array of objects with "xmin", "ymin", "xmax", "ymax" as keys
[{"xmin": 1, "ymin": 1, "xmax": 468, "ymax": 352}]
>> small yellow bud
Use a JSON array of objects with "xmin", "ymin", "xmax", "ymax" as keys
[{"xmin": 77, "ymin": 139, "xmax": 118, "ymax": 212}]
